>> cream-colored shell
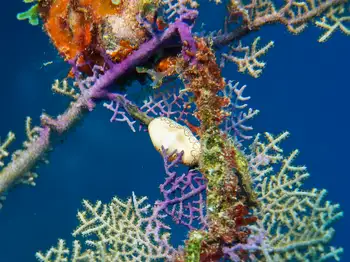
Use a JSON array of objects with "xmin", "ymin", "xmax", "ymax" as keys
[{"xmin": 148, "ymin": 117, "xmax": 201, "ymax": 166}]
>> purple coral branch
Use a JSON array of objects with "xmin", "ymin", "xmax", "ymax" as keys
[
  {"xmin": 103, "ymin": 96, "xmax": 137, "ymax": 132},
  {"xmin": 90, "ymin": 11, "xmax": 198, "ymax": 100},
  {"xmin": 155, "ymin": 146, "xmax": 207, "ymax": 230},
  {"xmin": 140, "ymin": 88, "xmax": 191, "ymax": 125},
  {"xmin": 144, "ymin": 145, "xmax": 207, "ymax": 253},
  {"xmin": 222, "ymin": 231, "xmax": 265, "ymax": 261},
  {"xmin": 0, "ymin": 10, "xmax": 198, "ymax": 195}
]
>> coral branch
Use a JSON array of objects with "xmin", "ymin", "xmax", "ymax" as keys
[
  {"xmin": 212, "ymin": 0, "xmax": 347, "ymax": 47},
  {"xmin": 51, "ymin": 79, "xmax": 79, "ymax": 100},
  {"xmin": 315, "ymin": 3, "xmax": 350, "ymax": 42},
  {"xmin": 221, "ymin": 37, "xmax": 274, "ymax": 78},
  {"xmin": 0, "ymin": 132, "xmax": 15, "ymax": 167},
  {"xmin": 104, "ymin": 94, "xmax": 151, "ymax": 132},
  {"xmin": 0, "ymin": 8, "xmax": 198, "ymax": 202},
  {"xmin": 247, "ymin": 132, "xmax": 344, "ymax": 261},
  {"xmin": 36, "ymin": 194, "xmax": 175, "ymax": 261},
  {"xmin": 157, "ymin": 147, "xmax": 207, "ymax": 230},
  {"xmin": 141, "ymin": 87, "xmax": 192, "ymax": 124},
  {"xmin": 0, "ymin": 118, "xmax": 49, "ymax": 198},
  {"xmin": 180, "ymin": 38, "xmax": 258, "ymax": 260},
  {"xmin": 222, "ymin": 80, "xmax": 260, "ymax": 142},
  {"xmin": 162, "ymin": 0, "xmax": 199, "ymax": 20}
]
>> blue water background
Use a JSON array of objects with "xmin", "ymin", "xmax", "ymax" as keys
[{"xmin": 0, "ymin": 1, "xmax": 349, "ymax": 261}]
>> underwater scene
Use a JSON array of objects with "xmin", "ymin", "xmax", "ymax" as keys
[{"xmin": 0, "ymin": 0, "xmax": 349, "ymax": 261}]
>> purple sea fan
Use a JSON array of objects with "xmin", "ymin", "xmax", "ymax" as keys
[
  {"xmin": 141, "ymin": 87, "xmax": 193, "ymax": 124},
  {"xmin": 155, "ymin": 147, "xmax": 208, "ymax": 230}
]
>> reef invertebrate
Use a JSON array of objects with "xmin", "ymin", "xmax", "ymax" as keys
[{"xmin": 148, "ymin": 117, "xmax": 201, "ymax": 166}]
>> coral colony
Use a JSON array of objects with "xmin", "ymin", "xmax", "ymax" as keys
[{"xmin": 0, "ymin": 0, "xmax": 347, "ymax": 261}]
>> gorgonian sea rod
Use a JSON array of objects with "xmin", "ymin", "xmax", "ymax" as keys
[{"xmin": 0, "ymin": 0, "xmax": 347, "ymax": 261}]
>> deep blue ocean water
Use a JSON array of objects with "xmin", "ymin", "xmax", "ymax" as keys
[{"xmin": 0, "ymin": 1, "xmax": 348, "ymax": 261}]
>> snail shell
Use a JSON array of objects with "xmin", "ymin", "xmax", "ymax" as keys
[{"xmin": 148, "ymin": 117, "xmax": 201, "ymax": 166}]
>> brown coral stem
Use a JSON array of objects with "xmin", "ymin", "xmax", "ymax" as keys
[
  {"xmin": 212, "ymin": 0, "xmax": 346, "ymax": 48},
  {"xmin": 180, "ymin": 38, "xmax": 257, "ymax": 260},
  {"xmin": 0, "ymin": 128, "xmax": 51, "ymax": 194}
]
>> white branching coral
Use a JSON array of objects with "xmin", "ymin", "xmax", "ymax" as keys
[
  {"xmin": 225, "ymin": 0, "xmax": 347, "ymax": 35},
  {"xmin": 315, "ymin": 3, "xmax": 350, "ymax": 42},
  {"xmin": 282, "ymin": 0, "xmax": 348, "ymax": 34},
  {"xmin": 222, "ymin": 80, "xmax": 260, "ymax": 141},
  {"xmin": 247, "ymin": 132, "xmax": 344, "ymax": 261},
  {"xmin": 36, "ymin": 193, "xmax": 175, "ymax": 262},
  {"xmin": 221, "ymin": 37, "xmax": 274, "ymax": 78},
  {"xmin": 52, "ymin": 79, "xmax": 79, "ymax": 100},
  {"xmin": 36, "ymin": 239, "xmax": 94, "ymax": 262},
  {"xmin": 0, "ymin": 132, "xmax": 15, "ymax": 167},
  {"xmin": 12, "ymin": 117, "xmax": 43, "ymax": 187},
  {"xmin": 162, "ymin": 0, "xmax": 199, "ymax": 20}
]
